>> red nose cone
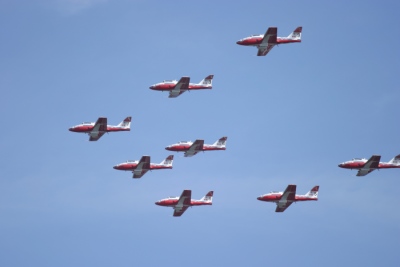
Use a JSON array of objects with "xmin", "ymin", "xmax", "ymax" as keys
[
  {"xmin": 257, "ymin": 197, "xmax": 262, "ymax": 200},
  {"xmin": 69, "ymin": 127, "xmax": 74, "ymax": 132},
  {"xmin": 113, "ymin": 166, "xmax": 119, "ymax": 170},
  {"xmin": 149, "ymin": 86, "xmax": 155, "ymax": 90}
]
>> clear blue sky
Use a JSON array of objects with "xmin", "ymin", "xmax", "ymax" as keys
[{"xmin": 1, "ymin": 1, "xmax": 399, "ymax": 266}]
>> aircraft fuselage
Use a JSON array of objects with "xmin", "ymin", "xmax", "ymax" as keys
[
  {"xmin": 113, "ymin": 163, "xmax": 171, "ymax": 171},
  {"xmin": 165, "ymin": 144, "xmax": 225, "ymax": 152},
  {"xmin": 257, "ymin": 194, "xmax": 317, "ymax": 202},
  {"xmin": 69, "ymin": 125, "xmax": 129, "ymax": 133},
  {"xmin": 149, "ymin": 83, "xmax": 211, "ymax": 91},
  {"xmin": 155, "ymin": 199, "xmax": 211, "ymax": 207},
  {"xmin": 236, "ymin": 37, "xmax": 301, "ymax": 46},
  {"xmin": 338, "ymin": 161, "xmax": 400, "ymax": 170}
]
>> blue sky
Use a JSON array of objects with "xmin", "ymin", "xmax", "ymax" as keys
[{"xmin": 1, "ymin": 0, "xmax": 399, "ymax": 266}]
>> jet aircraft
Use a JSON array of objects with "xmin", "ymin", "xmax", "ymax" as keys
[
  {"xmin": 338, "ymin": 154, "xmax": 400, "ymax": 176},
  {"xmin": 69, "ymin": 116, "xmax": 131, "ymax": 141},
  {"xmin": 236, "ymin": 26, "xmax": 302, "ymax": 56},
  {"xmin": 155, "ymin": 190, "xmax": 213, "ymax": 217},
  {"xmin": 165, "ymin": 136, "xmax": 227, "ymax": 157},
  {"xmin": 113, "ymin": 155, "xmax": 174, "ymax": 178},
  {"xmin": 257, "ymin": 185, "xmax": 319, "ymax": 212},
  {"xmin": 149, "ymin": 75, "xmax": 213, "ymax": 98}
]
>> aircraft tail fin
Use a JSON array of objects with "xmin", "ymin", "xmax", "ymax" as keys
[
  {"xmin": 160, "ymin": 155, "xmax": 174, "ymax": 167},
  {"xmin": 199, "ymin": 75, "xmax": 214, "ymax": 87},
  {"xmin": 388, "ymin": 154, "xmax": 400, "ymax": 165},
  {"xmin": 200, "ymin": 191, "xmax": 213, "ymax": 203},
  {"xmin": 213, "ymin": 136, "xmax": 227, "ymax": 147},
  {"xmin": 287, "ymin": 26, "xmax": 302, "ymax": 40},
  {"xmin": 118, "ymin": 116, "xmax": 132, "ymax": 129},
  {"xmin": 305, "ymin": 186, "xmax": 319, "ymax": 199}
]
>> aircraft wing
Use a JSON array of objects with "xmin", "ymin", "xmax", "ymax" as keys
[
  {"xmin": 257, "ymin": 27, "xmax": 277, "ymax": 56},
  {"xmin": 89, "ymin": 117, "xmax": 107, "ymax": 141},
  {"xmin": 169, "ymin": 90, "xmax": 186, "ymax": 98},
  {"xmin": 257, "ymin": 44, "xmax": 276, "ymax": 56},
  {"xmin": 173, "ymin": 206, "xmax": 189, "ymax": 217},
  {"xmin": 275, "ymin": 184, "xmax": 296, "ymax": 212},
  {"xmin": 356, "ymin": 155, "xmax": 381, "ymax": 176},
  {"xmin": 133, "ymin": 169, "xmax": 149, "ymax": 178},
  {"xmin": 132, "ymin": 156, "xmax": 150, "ymax": 178},
  {"xmin": 184, "ymin": 139, "xmax": 204, "ymax": 157},
  {"xmin": 173, "ymin": 190, "xmax": 192, "ymax": 217},
  {"xmin": 275, "ymin": 202, "xmax": 293, "ymax": 212},
  {"xmin": 169, "ymin": 76, "xmax": 190, "ymax": 98}
]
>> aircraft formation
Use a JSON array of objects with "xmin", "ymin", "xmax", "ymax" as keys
[{"xmin": 69, "ymin": 26, "xmax": 397, "ymax": 216}]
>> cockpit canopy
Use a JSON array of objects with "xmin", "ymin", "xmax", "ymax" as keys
[
  {"xmin": 178, "ymin": 141, "xmax": 190, "ymax": 144},
  {"xmin": 352, "ymin": 158, "xmax": 366, "ymax": 161},
  {"xmin": 259, "ymin": 191, "xmax": 280, "ymax": 198},
  {"xmin": 162, "ymin": 80, "xmax": 177, "ymax": 83},
  {"xmin": 239, "ymin": 34, "xmax": 262, "ymax": 42}
]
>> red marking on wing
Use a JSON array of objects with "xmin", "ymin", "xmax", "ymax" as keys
[
  {"xmin": 275, "ymin": 202, "xmax": 293, "ymax": 212},
  {"xmin": 263, "ymin": 27, "xmax": 277, "ymax": 44},
  {"xmin": 173, "ymin": 206, "xmax": 189, "ymax": 217},
  {"xmin": 139, "ymin": 156, "xmax": 151, "ymax": 170},
  {"xmin": 282, "ymin": 184, "xmax": 296, "ymax": 201},
  {"xmin": 175, "ymin": 77, "xmax": 190, "ymax": 90},
  {"xmin": 191, "ymin": 139, "xmax": 204, "ymax": 151},
  {"xmin": 257, "ymin": 44, "xmax": 275, "ymax": 56},
  {"xmin": 365, "ymin": 155, "xmax": 381, "ymax": 169},
  {"xmin": 96, "ymin": 117, "xmax": 108, "ymax": 132},
  {"xmin": 133, "ymin": 169, "xmax": 148, "ymax": 178},
  {"xmin": 180, "ymin": 190, "xmax": 192, "ymax": 204},
  {"xmin": 89, "ymin": 132, "xmax": 105, "ymax": 141}
]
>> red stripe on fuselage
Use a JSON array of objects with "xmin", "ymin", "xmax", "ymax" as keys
[
  {"xmin": 258, "ymin": 194, "xmax": 316, "ymax": 202},
  {"xmin": 237, "ymin": 37, "xmax": 300, "ymax": 46},
  {"xmin": 113, "ymin": 163, "xmax": 171, "ymax": 171},
  {"xmin": 150, "ymin": 84, "xmax": 211, "ymax": 91},
  {"xmin": 70, "ymin": 125, "xmax": 129, "ymax": 133},
  {"xmin": 339, "ymin": 162, "xmax": 400, "ymax": 169},
  {"xmin": 69, "ymin": 125, "xmax": 94, "ymax": 132},
  {"xmin": 155, "ymin": 199, "xmax": 210, "ymax": 207},
  {"xmin": 106, "ymin": 127, "xmax": 130, "ymax": 132},
  {"xmin": 166, "ymin": 145, "xmax": 225, "ymax": 152}
]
